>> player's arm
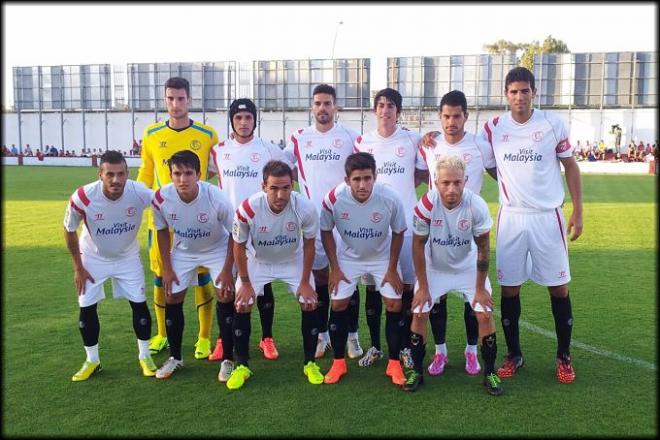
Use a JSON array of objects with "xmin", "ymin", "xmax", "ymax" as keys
[
  {"xmin": 297, "ymin": 236, "xmax": 317, "ymax": 310},
  {"xmin": 472, "ymin": 231, "xmax": 493, "ymax": 311},
  {"xmin": 560, "ymin": 156, "xmax": 583, "ymax": 241},
  {"xmin": 233, "ymin": 214, "xmax": 256, "ymax": 312},
  {"xmin": 382, "ymin": 231, "xmax": 404, "ymax": 295},
  {"xmin": 411, "ymin": 232, "xmax": 432, "ymax": 313},
  {"xmin": 415, "ymin": 168, "xmax": 430, "ymax": 187},
  {"xmin": 156, "ymin": 227, "xmax": 178, "ymax": 296},
  {"xmin": 64, "ymin": 229, "xmax": 95, "ymax": 295}
]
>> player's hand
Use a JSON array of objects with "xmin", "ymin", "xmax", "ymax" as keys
[
  {"xmin": 328, "ymin": 267, "xmax": 350, "ymax": 297},
  {"xmin": 420, "ymin": 131, "xmax": 440, "ymax": 148},
  {"xmin": 411, "ymin": 287, "xmax": 432, "ymax": 317},
  {"xmin": 381, "ymin": 269, "xmax": 403, "ymax": 295},
  {"xmin": 567, "ymin": 210, "xmax": 583, "ymax": 241},
  {"xmin": 215, "ymin": 269, "xmax": 235, "ymax": 301},
  {"xmin": 296, "ymin": 280, "xmax": 318, "ymax": 311},
  {"xmin": 162, "ymin": 269, "xmax": 179, "ymax": 296},
  {"xmin": 74, "ymin": 267, "xmax": 95, "ymax": 296},
  {"xmin": 471, "ymin": 287, "xmax": 493, "ymax": 314},
  {"xmin": 235, "ymin": 283, "xmax": 256, "ymax": 313}
]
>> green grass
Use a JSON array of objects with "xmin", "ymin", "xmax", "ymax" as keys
[{"xmin": 2, "ymin": 166, "xmax": 657, "ymax": 437}]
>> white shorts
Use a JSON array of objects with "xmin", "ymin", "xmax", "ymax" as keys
[
  {"xmin": 362, "ymin": 234, "xmax": 416, "ymax": 286},
  {"xmin": 78, "ymin": 252, "xmax": 146, "ymax": 307},
  {"xmin": 312, "ymin": 231, "xmax": 342, "ymax": 271},
  {"xmin": 496, "ymin": 206, "xmax": 571, "ymax": 287},
  {"xmin": 235, "ymin": 256, "xmax": 315, "ymax": 306},
  {"xmin": 334, "ymin": 259, "xmax": 402, "ymax": 301},
  {"xmin": 413, "ymin": 267, "xmax": 492, "ymax": 314},
  {"xmin": 170, "ymin": 251, "xmax": 229, "ymax": 294}
]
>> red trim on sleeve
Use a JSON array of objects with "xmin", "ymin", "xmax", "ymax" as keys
[
  {"xmin": 421, "ymin": 193, "xmax": 433, "ymax": 211},
  {"xmin": 241, "ymin": 199, "xmax": 256, "ymax": 219},
  {"xmin": 151, "ymin": 200, "xmax": 160, "ymax": 211},
  {"xmin": 236, "ymin": 209, "xmax": 248, "ymax": 223},
  {"xmin": 493, "ymin": 116, "xmax": 499, "ymax": 127},
  {"xmin": 483, "ymin": 122, "xmax": 493, "ymax": 147},
  {"xmin": 70, "ymin": 199, "xmax": 85, "ymax": 217},
  {"xmin": 155, "ymin": 189, "xmax": 164, "ymax": 204},
  {"xmin": 414, "ymin": 206, "xmax": 431, "ymax": 224},
  {"xmin": 555, "ymin": 138, "xmax": 572, "ymax": 154},
  {"xmin": 322, "ymin": 200, "xmax": 332, "ymax": 213},
  {"xmin": 291, "ymin": 135, "xmax": 311, "ymax": 199},
  {"xmin": 76, "ymin": 187, "xmax": 91, "ymax": 206},
  {"xmin": 328, "ymin": 187, "xmax": 337, "ymax": 205}
]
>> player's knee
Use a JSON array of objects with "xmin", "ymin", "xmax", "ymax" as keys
[
  {"xmin": 549, "ymin": 284, "xmax": 569, "ymax": 298},
  {"xmin": 331, "ymin": 299, "xmax": 350, "ymax": 312},
  {"xmin": 383, "ymin": 298, "xmax": 401, "ymax": 312},
  {"xmin": 501, "ymin": 285, "xmax": 521, "ymax": 298}
]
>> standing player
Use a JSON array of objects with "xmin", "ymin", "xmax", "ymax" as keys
[
  {"xmin": 227, "ymin": 160, "xmax": 323, "ymax": 390},
  {"xmin": 151, "ymin": 151, "xmax": 234, "ymax": 379},
  {"xmin": 405, "ymin": 156, "xmax": 503, "ymax": 396},
  {"xmin": 207, "ymin": 98, "xmax": 285, "ymax": 381},
  {"xmin": 417, "ymin": 90, "xmax": 497, "ymax": 377},
  {"xmin": 479, "ymin": 67, "xmax": 582, "ymax": 383},
  {"xmin": 65, "ymin": 151, "xmax": 157, "ymax": 381},
  {"xmin": 284, "ymin": 84, "xmax": 363, "ymax": 360},
  {"xmin": 137, "ymin": 77, "xmax": 219, "ymax": 360},
  {"xmin": 320, "ymin": 152, "xmax": 408, "ymax": 386},
  {"xmin": 353, "ymin": 88, "xmax": 428, "ymax": 367}
]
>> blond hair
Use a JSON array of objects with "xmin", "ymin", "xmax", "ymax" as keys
[{"xmin": 435, "ymin": 155, "xmax": 466, "ymax": 176}]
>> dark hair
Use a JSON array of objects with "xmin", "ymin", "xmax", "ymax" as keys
[
  {"xmin": 373, "ymin": 88, "xmax": 402, "ymax": 113},
  {"xmin": 312, "ymin": 84, "xmax": 336, "ymax": 101},
  {"xmin": 168, "ymin": 150, "xmax": 200, "ymax": 173},
  {"xmin": 164, "ymin": 77, "xmax": 190, "ymax": 97},
  {"xmin": 99, "ymin": 150, "xmax": 127, "ymax": 168},
  {"xmin": 262, "ymin": 160, "xmax": 293, "ymax": 183},
  {"xmin": 344, "ymin": 152, "xmax": 376, "ymax": 177},
  {"xmin": 440, "ymin": 90, "xmax": 468, "ymax": 113},
  {"xmin": 505, "ymin": 67, "xmax": 535, "ymax": 91}
]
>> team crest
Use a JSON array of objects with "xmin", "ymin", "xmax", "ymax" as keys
[
  {"xmin": 370, "ymin": 212, "xmax": 383, "ymax": 223},
  {"xmin": 126, "ymin": 207, "xmax": 137, "ymax": 217},
  {"xmin": 286, "ymin": 221, "xmax": 297, "ymax": 231},
  {"xmin": 197, "ymin": 213, "xmax": 209, "ymax": 223},
  {"xmin": 190, "ymin": 140, "xmax": 202, "ymax": 150},
  {"xmin": 251, "ymin": 153, "xmax": 261, "ymax": 162},
  {"xmin": 457, "ymin": 219, "xmax": 471, "ymax": 231},
  {"xmin": 532, "ymin": 131, "xmax": 543, "ymax": 142},
  {"xmin": 395, "ymin": 147, "xmax": 406, "ymax": 158},
  {"xmin": 333, "ymin": 138, "xmax": 344, "ymax": 149},
  {"xmin": 462, "ymin": 153, "xmax": 472, "ymax": 163}
]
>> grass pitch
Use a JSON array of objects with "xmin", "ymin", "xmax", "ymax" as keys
[{"xmin": 2, "ymin": 166, "xmax": 657, "ymax": 437}]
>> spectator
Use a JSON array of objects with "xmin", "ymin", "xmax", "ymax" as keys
[
  {"xmin": 49, "ymin": 145, "xmax": 58, "ymax": 156},
  {"xmin": 597, "ymin": 140, "xmax": 606, "ymax": 159},
  {"xmin": 24, "ymin": 145, "xmax": 33, "ymax": 156},
  {"xmin": 278, "ymin": 139, "xmax": 285, "ymax": 149},
  {"xmin": 627, "ymin": 143, "xmax": 636, "ymax": 162},
  {"xmin": 2, "ymin": 145, "xmax": 10, "ymax": 156},
  {"xmin": 636, "ymin": 143, "xmax": 646, "ymax": 162},
  {"xmin": 36, "ymin": 149, "xmax": 44, "ymax": 160},
  {"xmin": 11, "ymin": 144, "xmax": 18, "ymax": 156}
]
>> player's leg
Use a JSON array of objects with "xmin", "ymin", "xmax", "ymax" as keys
[
  {"xmin": 323, "ymin": 295, "xmax": 352, "ymax": 384},
  {"xmin": 427, "ymin": 297, "xmax": 448, "ymax": 375},
  {"xmin": 403, "ymin": 306, "xmax": 429, "ymax": 392},
  {"xmin": 193, "ymin": 269, "xmax": 214, "ymax": 359},
  {"xmin": 475, "ymin": 311, "xmax": 503, "ymax": 396},
  {"xmin": 257, "ymin": 282, "xmax": 278, "ymax": 360},
  {"xmin": 549, "ymin": 284, "xmax": 575, "ymax": 383},
  {"xmin": 463, "ymin": 296, "xmax": 480, "ymax": 375},
  {"xmin": 204, "ymin": 262, "xmax": 236, "ymax": 381},
  {"xmin": 313, "ymin": 264, "xmax": 332, "ymax": 358},
  {"xmin": 346, "ymin": 286, "xmax": 363, "ymax": 358},
  {"xmin": 359, "ymin": 282, "xmax": 384, "ymax": 367},
  {"xmin": 398, "ymin": 236, "xmax": 416, "ymax": 354},
  {"xmin": 129, "ymin": 300, "xmax": 157, "ymax": 377},
  {"xmin": 147, "ymin": 229, "xmax": 168, "ymax": 354}
]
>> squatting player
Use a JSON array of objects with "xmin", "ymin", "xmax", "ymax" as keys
[
  {"xmin": 405, "ymin": 156, "xmax": 503, "ymax": 396},
  {"xmin": 65, "ymin": 151, "xmax": 157, "ymax": 381},
  {"xmin": 137, "ymin": 76, "xmax": 220, "ymax": 359},
  {"xmin": 479, "ymin": 67, "xmax": 582, "ymax": 383},
  {"xmin": 320, "ymin": 152, "xmax": 408, "ymax": 386},
  {"xmin": 151, "ymin": 151, "xmax": 234, "ymax": 379},
  {"xmin": 228, "ymin": 160, "xmax": 323, "ymax": 390}
]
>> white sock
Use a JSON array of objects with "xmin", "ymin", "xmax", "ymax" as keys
[
  {"xmin": 137, "ymin": 339, "xmax": 150, "ymax": 359},
  {"xmin": 435, "ymin": 343, "xmax": 447, "ymax": 356},
  {"xmin": 348, "ymin": 331, "xmax": 358, "ymax": 340},
  {"xmin": 84, "ymin": 344, "xmax": 100, "ymax": 363},
  {"xmin": 465, "ymin": 344, "xmax": 478, "ymax": 354}
]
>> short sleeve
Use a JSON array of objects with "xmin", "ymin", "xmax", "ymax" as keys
[
  {"xmin": 319, "ymin": 188, "xmax": 337, "ymax": 231},
  {"xmin": 211, "ymin": 186, "xmax": 234, "ymax": 234},
  {"xmin": 151, "ymin": 191, "xmax": 168, "ymax": 230},
  {"xmin": 298, "ymin": 197, "xmax": 319, "ymax": 239},
  {"xmin": 549, "ymin": 114, "xmax": 572, "ymax": 158},
  {"xmin": 475, "ymin": 135, "xmax": 496, "ymax": 169},
  {"xmin": 383, "ymin": 186, "xmax": 408, "ymax": 234},
  {"xmin": 282, "ymin": 133, "xmax": 298, "ymax": 169},
  {"xmin": 63, "ymin": 192, "xmax": 83, "ymax": 232},
  {"xmin": 232, "ymin": 211, "xmax": 251, "ymax": 244},
  {"xmin": 470, "ymin": 194, "xmax": 493, "ymax": 237},
  {"xmin": 412, "ymin": 192, "xmax": 433, "ymax": 236}
]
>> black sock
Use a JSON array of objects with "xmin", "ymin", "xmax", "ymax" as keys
[
  {"xmin": 217, "ymin": 301, "xmax": 235, "ymax": 361},
  {"xmin": 233, "ymin": 312, "xmax": 251, "ymax": 366},
  {"xmin": 328, "ymin": 309, "xmax": 348, "ymax": 359},
  {"xmin": 551, "ymin": 294, "xmax": 573, "ymax": 358},
  {"xmin": 347, "ymin": 288, "xmax": 360, "ymax": 333},
  {"xmin": 316, "ymin": 284, "xmax": 330, "ymax": 334},
  {"xmin": 464, "ymin": 302, "xmax": 479, "ymax": 346},
  {"xmin": 301, "ymin": 310, "xmax": 319, "ymax": 364},
  {"xmin": 385, "ymin": 311, "xmax": 402, "ymax": 360},
  {"xmin": 481, "ymin": 333, "xmax": 497, "ymax": 375},
  {"xmin": 399, "ymin": 289, "xmax": 414, "ymax": 350},
  {"xmin": 365, "ymin": 287, "xmax": 382, "ymax": 350},
  {"xmin": 429, "ymin": 300, "xmax": 447, "ymax": 345},
  {"xmin": 410, "ymin": 332, "xmax": 426, "ymax": 374},
  {"xmin": 165, "ymin": 302, "xmax": 184, "ymax": 360},
  {"xmin": 129, "ymin": 301, "xmax": 151, "ymax": 341},
  {"xmin": 500, "ymin": 295, "xmax": 522, "ymax": 356},
  {"xmin": 257, "ymin": 283, "xmax": 274, "ymax": 339},
  {"xmin": 78, "ymin": 304, "xmax": 100, "ymax": 347}
]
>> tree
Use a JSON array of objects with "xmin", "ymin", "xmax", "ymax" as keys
[
  {"xmin": 483, "ymin": 35, "xmax": 570, "ymax": 72},
  {"xmin": 482, "ymin": 39, "xmax": 521, "ymax": 55}
]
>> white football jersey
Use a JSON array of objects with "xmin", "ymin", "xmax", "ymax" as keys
[
  {"xmin": 233, "ymin": 191, "xmax": 319, "ymax": 264},
  {"xmin": 479, "ymin": 110, "xmax": 572, "ymax": 210},
  {"xmin": 353, "ymin": 127, "xmax": 427, "ymax": 234},
  {"xmin": 152, "ymin": 181, "xmax": 233, "ymax": 258},
  {"xmin": 64, "ymin": 180, "xmax": 152, "ymax": 260},
  {"xmin": 419, "ymin": 132, "xmax": 495, "ymax": 193},
  {"xmin": 320, "ymin": 181, "xmax": 408, "ymax": 262},
  {"xmin": 209, "ymin": 136, "xmax": 284, "ymax": 209},
  {"xmin": 412, "ymin": 188, "xmax": 492, "ymax": 272},
  {"xmin": 283, "ymin": 123, "xmax": 358, "ymax": 211}
]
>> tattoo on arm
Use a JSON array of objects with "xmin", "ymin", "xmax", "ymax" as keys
[{"xmin": 477, "ymin": 259, "xmax": 489, "ymax": 272}]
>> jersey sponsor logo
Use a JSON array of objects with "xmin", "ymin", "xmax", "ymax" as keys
[
  {"xmin": 198, "ymin": 213, "xmax": 209, "ymax": 223},
  {"xmin": 333, "ymin": 138, "xmax": 344, "ymax": 149},
  {"xmin": 251, "ymin": 153, "xmax": 261, "ymax": 162},
  {"xmin": 431, "ymin": 234, "xmax": 471, "ymax": 248},
  {"xmin": 126, "ymin": 207, "xmax": 137, "ymax": 217},
  {"xmin": 377, "ymin": 160, "xmax": 405, "ymax": 176},
  {"xmin": 532, "ymin": 131, "xmax": 544, "ymax": 142},
  {"xmin": 395, "ymin": 147, "xmax": 406, "ymax": 158},
  {"xmin": 432, "ymin": 219, "xmax": 443, "ymax": 227},
  {"xmin": 258, "ymin": 225, "xmax": 269, "ymax": 233},
  {"xmin": 190, "ymin": 140, "xmax": 202, "ymax": 150},
  {"xmin": 159, "ymin": 141, "xmax": 167, "ymax": 148},
  {"xmin": 305, "ymin": 148, "xmax": 341, "ymax": 162},
  {"xmin": 174, "ymin": 227, "xmax": 211, "ymax": 240},
  {"xmin": 223, "ymin": 165, "xmax": 259, "ymax": 179},
  {"xmin": 94, "ymin": 213, "xmax": 105, "ymax": 220},
  {"xmin": 168, "ymin": 213, "xmax": 179, "ymax": 221},
  {"xmin": 370, "ymin": 212, "xmax": 383, "ymax": 223},
  {"xmin": 462, "ymin": 153, "xmax": 472, "ymax": 163},
  {"xmin": 503, "ymin": 147, "xmax": 543, "ymax": 163},
  {"xmin": 257, "ymin": 234, "xmax": 297, "ymax": 247},
  {"xmin": 96, "ymin": 222, "xmax": 137, "ymax": 236},
  {"xmin": 340, "ymin": 212, "xmax": 350, "ymax": 220},
  {"xmin": 286, "ymin": 221, "xmax": 297, "ymax": 231},
  {"xmin": 342, "ymin": 227, "xmax": 384, "ymax": 240},
  {"xmin": 457, "ymin": 219, "xmax": 471, "ymax": 231}
]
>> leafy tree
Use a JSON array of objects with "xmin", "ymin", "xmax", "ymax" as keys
[{"xmin": 483, "ymin": 35, "xmax": 570, "ymax": 72}]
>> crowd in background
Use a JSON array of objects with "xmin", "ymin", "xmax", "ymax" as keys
[{"xmin": 572, "ymin": 139, "xmax": 657, "ymax": 163}]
